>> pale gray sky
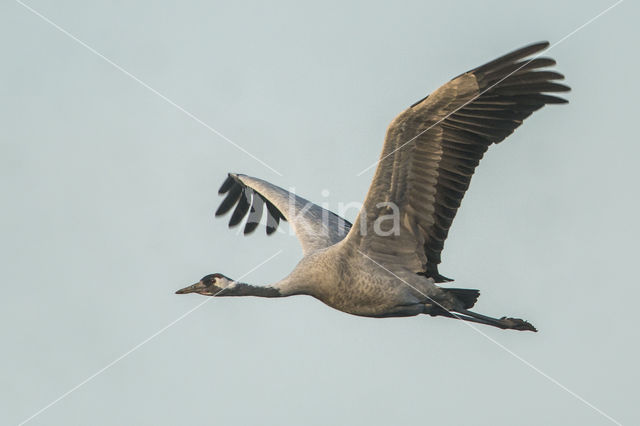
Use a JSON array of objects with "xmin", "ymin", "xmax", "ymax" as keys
[{"xmin": 1, "ymin": 1, "xmax": 638, "ymax": 425}]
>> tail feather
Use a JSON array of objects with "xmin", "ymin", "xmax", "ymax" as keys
[{"xmin": 443, "ymin": 288, "xmax": 480, "ymax": 309}]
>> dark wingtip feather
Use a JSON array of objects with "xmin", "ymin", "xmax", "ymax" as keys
[
  {"xmin": 493, "ymin": 82, "xmax": 571, "ymax": 96},
  {"xmin": 530, "ymin": 40, "xmax": 550, "ymax": 50},
  {"xmin": 243, "ymin": 220, "xmax": 260, "ymax": 235},
  {"xmin": 521, "ymin": 93, "xmax": 569, "ymax": 104},
  {"xmin": 228, "ymin": 191, "xmax": 251, "ymax": 227},
  {"xmin": 243, "ymin": 197, "xmax": 264, "ymax": 235},
  {"xmin": 472, "ymin": 41, "xmax": 550, "ymax": 75},
  {"xmin": 266, "ymin": 218, "xmax": 280, "ymax": 235},
  {"xmin": 215, "ymin": 183, "xmax": 242, "ymax": 216},
  {"xmin": 218, "ymin": 174, "xmax": 235, "ymax": 195},
  {"xmin": 265, "ymin": 202, "xmax": 281, "ymax": 235}
]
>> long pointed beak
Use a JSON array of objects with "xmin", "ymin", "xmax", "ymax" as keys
[{"xmin": 175, "ymin": 282, "xmax": 205, "ymax": 294}]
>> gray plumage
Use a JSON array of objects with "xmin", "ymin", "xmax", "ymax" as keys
[{"xmin": 177, "ymin": 41, "xmax": 570, "ymax": 332}]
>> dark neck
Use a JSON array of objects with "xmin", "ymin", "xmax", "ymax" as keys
[{"xmin": 219, "ymin": 282, "xmax": 281, "ymax": 298}]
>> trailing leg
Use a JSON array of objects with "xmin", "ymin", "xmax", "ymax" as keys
[
  {"xmin": 424, "ymin": 303, "xmax": 537, "ymax": 332},
  {"xmin": 453, "ymin": 308, "xmax": 537, "ymax": 332}
]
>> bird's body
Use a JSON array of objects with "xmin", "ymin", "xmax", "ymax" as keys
[
  {"xmin": 277, "ymin": 245, "xmax": 443, "ymax": 317},
  {"xmin": 177, "ymin": 42, "xmax": 570, "ymax": 332}
]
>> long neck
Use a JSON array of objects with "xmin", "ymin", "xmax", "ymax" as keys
[{"xmin": 219, "ymin": 282, "xmax": 282, "ymax": 298}]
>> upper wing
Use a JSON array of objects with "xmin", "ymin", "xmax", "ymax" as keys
[
  {"xmin": 215, "ymin": 173, "xmax": 352, "ymax": 254},
  {"xmin": 344, "ymin": 41, "xmax": 569, "ymax": 281}
]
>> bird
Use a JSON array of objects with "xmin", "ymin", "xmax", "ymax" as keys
[{"xmin": 176, "ymin": 41, "xmax": 569, "ymax": 332}]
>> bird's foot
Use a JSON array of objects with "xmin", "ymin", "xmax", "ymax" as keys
[{"xmin": 499, "ymin": 316, "xmax": 537, "ymax": 332}]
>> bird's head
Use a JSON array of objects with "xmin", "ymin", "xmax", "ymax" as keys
[{"xmin": 175, "ymin": 273, "xmax": 234, "ymax": 296}]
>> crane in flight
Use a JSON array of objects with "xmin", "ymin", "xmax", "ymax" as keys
[{"xmin": 176, "ymin": 41, "xmax": 569, "ymax": 332}]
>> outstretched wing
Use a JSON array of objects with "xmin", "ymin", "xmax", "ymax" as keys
[
  {"xmin": 216, "ymin": 173, "xmax": 352, "ymax": 254},
  {"xmin": 344, "ymin": 41, "xmax": 569, "ymax": 281}
]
